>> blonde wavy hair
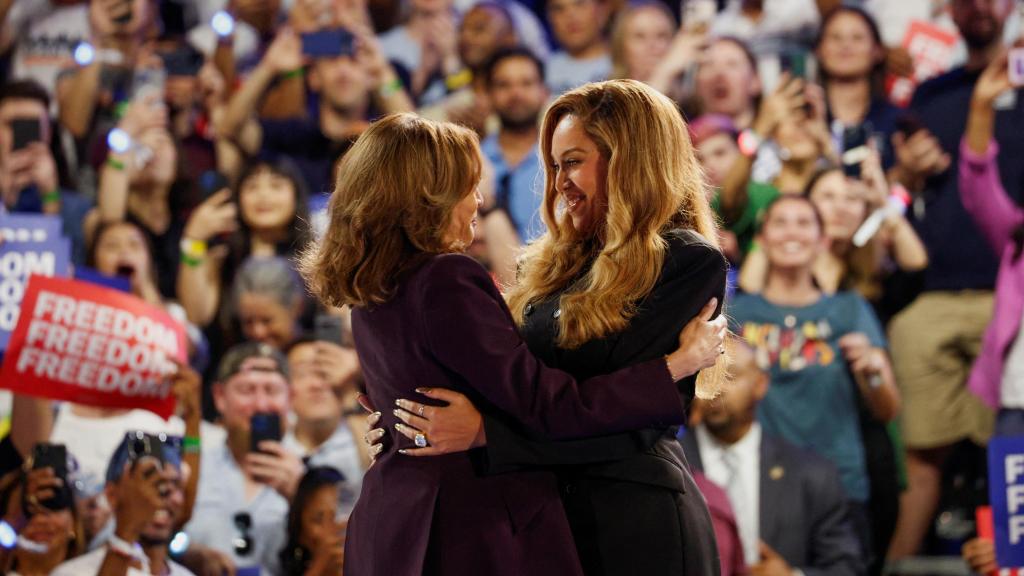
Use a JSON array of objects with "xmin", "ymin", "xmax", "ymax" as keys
[
  {"xmin": 506, "ymin": 79, "xmax": 720, "ymax": 351},
  {"xmin": 299, "ymin": 113, "xmax": 482, "ymax": 308}
]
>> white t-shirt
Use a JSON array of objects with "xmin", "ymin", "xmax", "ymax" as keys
[
  {"xmin": 50, "ymin": 403, "xmax": 185, "ymax": 486},
  {"xmin": 51, "ymin": 546, "xmax": 195, "ymax": 576},
  {"xmin": 4, "ymin": 1, "xmax": 90, "ymax": 97}
]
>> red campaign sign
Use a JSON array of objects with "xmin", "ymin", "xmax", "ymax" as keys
[
  {"xmin": 0, "ymin": 275, "xmax": 186, "ymax": 419},
  {"xmin": 887, "ymin": 20, "xmax": 960, "ymax": 107}
]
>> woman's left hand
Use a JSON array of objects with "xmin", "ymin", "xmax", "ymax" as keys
[{"xmin": 392, "ymin": 388, "xmax": 486, "ymax": 456}]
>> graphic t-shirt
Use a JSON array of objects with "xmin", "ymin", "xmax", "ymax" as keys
[{"xmin": 729, "ymin": 291, "xmax": 887, "ymax": 502}]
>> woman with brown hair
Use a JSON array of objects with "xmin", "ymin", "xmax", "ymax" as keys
[
  {"xmin": 368, "ymin": 79, "xmax": 728, "ymax": 575},
  {"xmin": 301, "ymin": 108, "xmax": 727, "ymax": 576}
]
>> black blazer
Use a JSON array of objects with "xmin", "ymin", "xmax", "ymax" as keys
[
  {"xmin": 680, "ymin": 430, "xmax": 865, "ymax": 576},
  {"xmin": 480, "ymin": 229, "xmax": 728, "ymax": 576}
]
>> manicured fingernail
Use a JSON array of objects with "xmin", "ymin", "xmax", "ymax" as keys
[
  {"xmin": 394, "ymin": 399, "xmax": 401, "ymax": 406},
  {"xmin": 371, "ymin": 412, "xmax": 381, "ymax": 418},
  {"xmin": 394, "ymin": 423, "xmax": 402, "ymax": 431},
  {"xmin": 393, "ymin": 408, "xmax": 402, "ymax": 417},
  {"xmin": 398, "ymin": 449, "xmax": 408, "ymax": 455},
  {"xmin": 415, "ymin": 387, "xmax": 429, "ymax": 394}
]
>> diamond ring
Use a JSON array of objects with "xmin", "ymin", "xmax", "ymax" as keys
[{"xmin": 414, "ymin": 433, "xmax": 428, "ymax": 448}]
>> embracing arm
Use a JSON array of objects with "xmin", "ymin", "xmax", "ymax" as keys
[
  {"xmin": 480, "ymin": 235, "xmax": 729, "ymax": 471},
  {"xmin": 419, "ymin": 256, "xmax": 696, "ymax": 440}
]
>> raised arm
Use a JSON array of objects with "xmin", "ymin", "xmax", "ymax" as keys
[
  {"xmin": 960, "ymin": 49, "xmax": 1024, "ymax": 254},
  {"xmin": 218, "ymin": 28, "xmax": 305, "ymax": 155}
]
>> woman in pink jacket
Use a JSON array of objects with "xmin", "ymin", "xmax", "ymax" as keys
[{"xmin": 959, "ymin": 48, "xmax": 1024, "ymax": 436}]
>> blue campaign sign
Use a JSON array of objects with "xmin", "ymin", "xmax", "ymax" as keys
[
  {"xmin": 74, "ymin": 267, "xmax": 132, "ymax": 293},
  {"xmin": 988, "ymin": 435, "xmax": 1024, "ymax": 568},
  {"xmin": 0, "ymin": 238, "xmax": 71, "ymax": 350},
  {"xmin": 0, "ymin": 214, "xmax": 62, "ymax": 243}
]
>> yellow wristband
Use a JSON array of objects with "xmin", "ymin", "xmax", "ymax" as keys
[
  {"xmin": 445, "ymin": 69, "xmax": 472, "ymax": 91},
  {"xmin": 180, "ymin": 238, "xmax": 208, "ymax": 258}
]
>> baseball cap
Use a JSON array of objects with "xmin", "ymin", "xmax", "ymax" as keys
[{"xmin": 216, "ymin": 341, "xmax": 290, "ymax": 383}]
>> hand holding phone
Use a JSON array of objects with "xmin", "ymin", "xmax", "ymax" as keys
[{"xmin": 29, "ymin": 443, "xmax": 72, "ymax": 511}]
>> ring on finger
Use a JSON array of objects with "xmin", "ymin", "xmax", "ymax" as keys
[
  {"xmin": 414, "ymin": 432, "xmax": 428, "ymax": 448},
  {"xmin": 417, "ymin": 404, "xmax": 425, "ymax": 417}
]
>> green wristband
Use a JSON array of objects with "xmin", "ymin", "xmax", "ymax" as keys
[
  {"xmin": 379, "ymin": 77, "xmax": 403, "ymax": 98},
  {"xmin": 183, "ymin": 436, "xmax": 201, "ymax": 454},
  {"xmin": 180, "ymin": 252, "xmax": 203, "ymax": 268},
  {"xmin": 41, "ymin": 189, "xmax": 61, "ymax": 204},
  {"xmin": 280, "ymin": 67, "xmax": 305, "ymax": 80},
  {"xmin": 106, "ymin": 157, "xmax": 126, "ymax": 171}
]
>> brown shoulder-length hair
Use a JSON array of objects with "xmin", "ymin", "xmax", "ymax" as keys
[
  {"xmin": 299, "ymin": 113, "xmax": 482, "ymax": 308},
  {"xmin": 506, "ymin": 79, "xmax": 720, "ymax": 350}
]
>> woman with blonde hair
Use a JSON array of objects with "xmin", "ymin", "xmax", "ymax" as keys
[
  {"xmin": 371, "ymin": 79, "xmax": 728, "ymax": 575},
  {"xmin": 301, "ymin": 109, "xmax": 726, "ymax": 576}
]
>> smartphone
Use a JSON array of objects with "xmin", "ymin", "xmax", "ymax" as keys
[
  {"xmin": 160, "ymin": 46, "xmax": 204, "ymax": 77},
  {"xmin": 841, "ymin": 125, "xmax": 870, "ymax": 179},
  {"xmin": 127, "ymin": 431, "xmax": 166, "ymax": 467},
  {"xmin": 198, "ymin": 170, "xmax": 230, "ymax": 201},
  {"xmin": 682, "ymin": 0, "xmax": 716, "ymax": 34},
  {"xmin": 301, "ymin": 28, "xmax": 355, "ymax": 58},
  {"xmin": 131, "ymin": 67, "xmax": 167, "ymax": 103},
  {"xmin": 250, "ymin": 413, "xmax": 283, "ymax": 453},
  {"xmin": 31, "ymin": 443, "xmax": 71, "ymax": 511},
  {"xmin": 315, "ymin": 314, "xmax": 345, "ymax": 346},
  {"xmin": 10, "ymin": 118, "xmax": 41, "ymax": 151},
  {"xmin": 32, "ymin": 443, "xmax": 68, "ymax": 479},
  {"xmin": 1009, "ymin": 48, "xmax": 1024, "ymax": 87},
  {"xmin": 779, "ymin": 50, "xmax": 808, "ymax": 80}
]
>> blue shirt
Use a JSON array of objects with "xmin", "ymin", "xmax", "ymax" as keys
[
  {"xmin": 481, "ymin": 135, "xmax": 545, "ymax": 243},
  {"xmin": 909, "ymin": 68, "xmax": 1024, "ymax": 291},
  {"xmin": 729, "ymin": 291, "xmax": 887, "ymax": 502}
]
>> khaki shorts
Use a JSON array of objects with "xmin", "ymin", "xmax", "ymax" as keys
[{"xmin": 889, "ymin": 291, "xmax": 996, "ymax": 449}]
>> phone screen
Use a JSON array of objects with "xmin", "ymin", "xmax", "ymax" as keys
[
  {"xmin": 10, "ymin": 118, "xmax": 41, "ymax": 151},
  {"xmin": 250, "ymin": 413, "xmax": 283, "ymax": 452},
  {"xmin": 314, "ymin": 314, "xmax": 345, "ymax": 345},
  {"xmin": 301, "ymin": 29, "xmax": 355, "ymax": 58},
  {"xmin": 841, "ymin": 126, "xmax": 870, "ymax": 179}
]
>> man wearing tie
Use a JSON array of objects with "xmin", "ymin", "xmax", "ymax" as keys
[{"xmin": 680, "ymin": 337, "xmax": 864, "ymax": 576}]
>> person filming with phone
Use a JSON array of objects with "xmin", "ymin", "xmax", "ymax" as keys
[
  {"xmin": 51, "ymin": 433, "xmax": 192, "ymax": 576},
  {"xmin": 181, "ymin": 342, "xmax": 303, "ymax": 575},
  {"xmin": 0, "ymin": 80, "xmax": 92, "ymax": 265}
]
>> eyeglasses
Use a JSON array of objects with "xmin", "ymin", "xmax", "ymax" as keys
[{"xmin": 233, "ymin": 512, "xmax": 253, "ymax": 557}]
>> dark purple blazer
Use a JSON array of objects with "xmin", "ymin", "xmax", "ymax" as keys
[{"xmin": 344, "ymin": 254, "xmax": 690, "ymax": 576}]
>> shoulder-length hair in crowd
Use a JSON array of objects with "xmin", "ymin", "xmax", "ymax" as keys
[
  {"xmin": 506, "ymin": 79, "xmax": 720, "ymax": 350},
  {"xmin": 815, "ymin": 6, "xmax": 887, "ymax": 99},
  {"xmin": 231, "ymin": 157, "xmax": 313, "ymax": 262},
  {"xmin": 300, "ymin": 113, "xmax": 482, "ymax": 308}
]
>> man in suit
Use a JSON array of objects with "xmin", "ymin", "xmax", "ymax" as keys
[{"xmin": 680, "ymin": 337, "xmax": 864, "ymax": 576}]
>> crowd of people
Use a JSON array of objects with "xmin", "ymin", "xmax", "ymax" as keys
[{"xmin": 0, "ymin": 0, "xmax": 1021, "ymax": 574}]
